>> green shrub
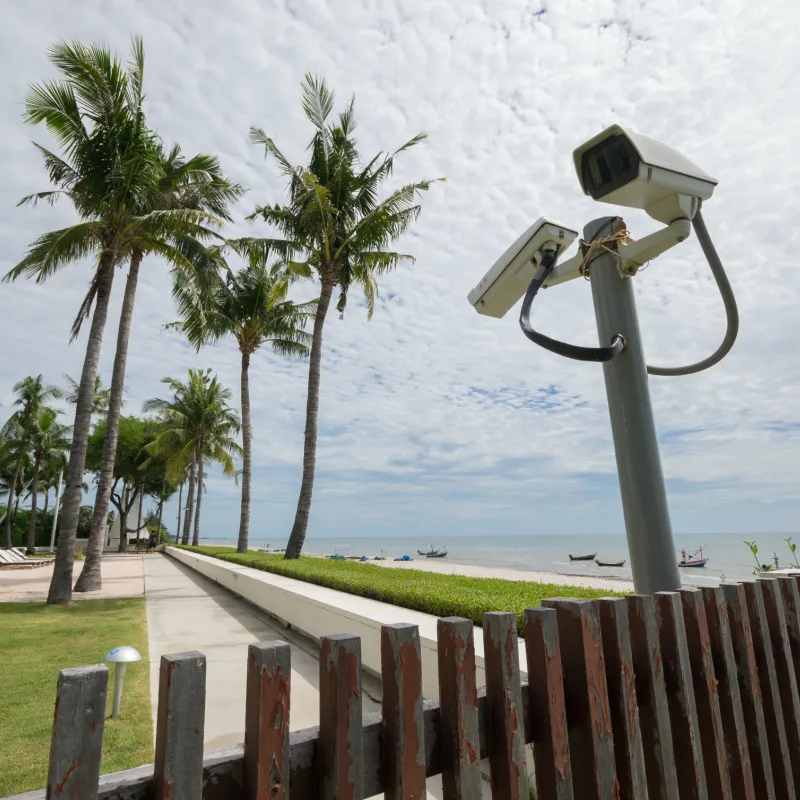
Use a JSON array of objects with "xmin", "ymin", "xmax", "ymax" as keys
[{"xmin": 179, "ymin": 545, "xmax": 626, "ymax": 631}]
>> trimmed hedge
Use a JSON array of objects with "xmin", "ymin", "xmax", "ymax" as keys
[{"xmin": 177, "ymin": 545, "xmax": 627, "ymax": 631}]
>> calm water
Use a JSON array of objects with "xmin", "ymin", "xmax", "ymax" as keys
[{"xmin": 200, "ymin": 532, "xmax": 800, "ymax": 586}]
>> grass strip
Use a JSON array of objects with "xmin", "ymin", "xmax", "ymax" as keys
[
  {"xmin": 0, "ymin": 598, "xmax": 152, "ymax": 796},
  {"xmin": 179, "ymin": 545, "xmax": 626, "ymax": 631}
]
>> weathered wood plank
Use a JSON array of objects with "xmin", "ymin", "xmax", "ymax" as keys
[
  {"xmin": 483, "ymin": 612, "xmax": 529, "ymax": 800},
  {"xmin": 740, "ymin": 581, "xmax": 796, "ymax": 800},
  {"xmin": 381, "ymin": 623, "xmax": 426, "ymax": 800},
  {"xmin": 680, "ymin": 589, "xmax": 733, "ymax": 800},
  {"xmin": 319, "ymin": 634, "xmax": 363, "ymax": 800},
  {"xmin": 436, "ymin": 617, "xmax": 481, "ymax": 800},
  {"xmin": 153, "ymin": 651, "xmax": 206, "ymax": 800},
  {"xmin": 778, "ymin": 577, "xmax": 800, "ymax": 699},
  {"xmin": 597, "ymin": 598, "xmax": 647, "ymax": 800},
  {"xmin": 542, "ymin": 599, "xmax": 616, "ymax": 800},
  {"xmin": 523, "ymin": 607, "xmax": 574, "ymax": 800},
  {"xmin": 760, "ymin": 578, "xmax": 800, "ymax": 796},
  {"xmin": 243, "ymin": 641, "xmax": 291, "ymax": 800},
  {"xmin": 46, "ymin": 665, "xmax": 108, "ymax": 800},
  {"xmin": 626, "ymin": 594, "xmax": 680, "ymax": 800},
  {"xmin": 655, "ymin": 591, "xmax": 708, "ymax": 800},
  {"xmin": 700, "ymin": 586, "xmax": 757, "ymax": 800}
]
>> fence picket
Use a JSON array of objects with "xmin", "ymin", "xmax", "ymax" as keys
[
  {"xmin": 542, "ymin": 599, "xmax": 617, "ymax": 799},
  {"xmin": 483, "ymin": 612, "xmax": 529, "ymax": 800},
  {"xmin": 680, "ymin": 589, "xmax": 733, "ymax": 800},
  {"xmin": 778, "ymin": 577, "xmax": 800, "ymax": 695},
  {"xmin": 244, "ymin": 641, "xmax": 291, "ymax": 800},
  {"xmin": 700, "ymin": 586, "xmax": 757, "ymax": 800},
  {"xmin": 523, "ymin": 607, "xmax": 574, "ymax": 800},
  {"xmin": 381, "ymin": 623, "xmax": 426, "ymax": 800},
  {"xmin": 597, "ymin": 598, "xmax": 647, "ymax": 800},
  {"xmin": 153, "ymin": 651, "xmax": 206, "ymax": 800},
  {"xmin": 626, "ymin": 594, "xmax": 680, "ymax": 800},
  {"xmin": 436, "ymin": 617, "xmax": 481, "ymax": 800},
  {"xmin": 45, "ymin": 665, "xmax": 108, "ymax": 800},
  {"xmin": 319, "ymin": 634, "xmax": 363, "ymax": 800}
]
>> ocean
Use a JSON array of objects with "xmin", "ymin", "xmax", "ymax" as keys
[{"xmin": 199, "ymin": 531, "xmax": 800, "ymax": 586}]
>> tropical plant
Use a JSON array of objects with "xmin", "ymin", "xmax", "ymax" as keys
[
  {"xmin": 7, "ymin": 407, "xmax": 71, "ymax": 553},
  {"xmin": 4, "ymin": 38, "xmax": 166, "ymax": 603},
  {"xmin": 143, "ymin": 369, "xmax": 242, "ymax": 545},
  {"xmin": 64, "ymin": 374, "xmax": 110, "ymax": 416},
  {"xmin": 75, "ymin": 142, "xmax": 243, "ymax": 593},
  {"xmin": 246, "ymin": 74, "xmax": 442, "ymax": 558},
  {"xmin": 2, "ymin": 375, "xmax": 63, "ymax": 549},
  {"xmin": 170, "ymin": 245, "xmax": 314, "ymax": 553}
]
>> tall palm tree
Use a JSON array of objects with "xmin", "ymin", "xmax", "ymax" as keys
[
  {"xmin": 4, "ymin": 39, "xmax": 171, "ymax": 603},
  {"xmin": 2, "ymin": 375, "xmax": 62, "ymax": 548},
  {"xmin": 8, "ymin": 407, "xmax": 72, "ymax": 553},
  {"xmin": 64, "ymin": 374, "xmax": 110, "ymax": 416},
  {"xmin": 144, "ymin": 369, "xmax": 241, "ymax": 545},
  {"xmin": 247, "ymin": 75, "xmax": 442, "ymax": 558},
  {"xmin": 75, "ymin": 144, "xmax": 243, "ymax": 594},
  {"xmin": 170, "ymin": 245, "xmax": 314, "ymax": 553}
]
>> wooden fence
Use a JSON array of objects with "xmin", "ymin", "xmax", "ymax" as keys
[{"xmin": 15, "ymin": 577, "xmax": 800, "ymax": 799}]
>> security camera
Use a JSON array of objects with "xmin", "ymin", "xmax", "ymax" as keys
[
  {"xmin": 468, "ymin": 218, "xmax": 578, "ymax": 318},
  {"xmin": 573, "ymin": 125, "xmax": 717, "ymax": 223}
]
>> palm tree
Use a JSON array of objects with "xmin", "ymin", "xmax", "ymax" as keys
[
  {"xmin": 64, "ymin": 374, "xmax": 110, "ymax": 416},
  {"xmin": 4, "ymin": 39, "xmax": 166, "ymax": 603},
  {"xmin": 144, "ymin": 369, "xmax": 241, "ymax": 545},
  {"xmin": 8, "ymin": 407, "xmax": 72, "ymax": 553},
  {"xmin": 2, "ymin": 376, "xmax": 62, "ymax": 549},
  {"xmin": 246, "ymin": 75, "xmax": 442, "ymax": 558},
  {"xmin": 170, "ymin": 245, "xmax": 314, "ymax": 553},
  {"xmin": 74, "ymin": 143, "xmax": 243, "ymax": 594}
]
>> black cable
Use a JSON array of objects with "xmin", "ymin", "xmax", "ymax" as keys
[
  {"xmin": 646, "ymin": 206, "xmax": 739, "ymax": 376},
  {"xmin": 519, "ymin": 250, "xmax": 626, "ymax": 362}
]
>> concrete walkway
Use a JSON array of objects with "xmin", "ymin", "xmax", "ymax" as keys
[{"xmin": 142, "ymin": 554, "xmax": 381, "ymax": 750}]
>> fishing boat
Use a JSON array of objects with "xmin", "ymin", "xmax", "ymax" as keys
[
  {"xmin": 426, "ymin": 549, "xmax": 448, "ymax": 559},
  {"xmin": 679, "ymin": 545, "xmax": 708, "ymax": 568},
  {"xmin": 569, "ymin": 553, "xmax": 597, "ymax": 561},
  {"xmin": 596, "ymin": 558, "xmax": 626, "ymax": 568},
  {"xmin": 417, "ymin": 545, "xmax": 441, "ymax": 556}
]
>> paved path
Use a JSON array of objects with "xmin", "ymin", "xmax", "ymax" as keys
[
  {"xmin": 142, "ymin": 554, "xmax": 381, "ymax": 750},
  {"xmin": 0, "ymin": 553, "xmax": 144, "ymax": 602}
]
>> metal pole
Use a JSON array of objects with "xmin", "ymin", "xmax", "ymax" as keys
[
  {"xmin": 586, "ymin": 216, "xmax": 681, "ymax": 594},
  {"xmin": 112, "ymin": 662, "xmax": 127, "ymax": 718},
  {"xmin": 49, "ymin": 470, "xmax": 63, "ymax": 552}
]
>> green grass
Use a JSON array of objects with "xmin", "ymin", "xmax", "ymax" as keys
[
  {"xmin": 0, "ymin": 599, "xmax": 152, "ymax": 796},
  {"xmin": 180, "ymin": 545, "xmax": 626, "ymax": 631}
]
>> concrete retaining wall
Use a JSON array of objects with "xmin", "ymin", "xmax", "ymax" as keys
[{"xmin": 166, "ymin": 546, "xmax": 528, "ymax": 696}]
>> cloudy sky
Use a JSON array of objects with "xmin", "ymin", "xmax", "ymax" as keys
[{"xmin": 1, "ymin": 0, "xmax": 798, "ymax": 544}]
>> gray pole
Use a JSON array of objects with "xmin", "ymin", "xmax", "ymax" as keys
[
  {"xmin": 586, "ymin": 216, "xmax": 681, "ymax": 594},
  {"xmin": 112, "ymin": 662, "xmax": 127, "ymax": 718}
]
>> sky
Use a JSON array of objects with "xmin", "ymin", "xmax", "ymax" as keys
[{"xmin": 1, "ymin": 0, "xmax": 799, "ymax": 543}]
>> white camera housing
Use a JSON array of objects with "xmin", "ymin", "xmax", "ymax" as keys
[
  {"xmin": 573, "ymin": 125, "xmax": 717, "ymax": 223},
  {"xmin": 468, "ymin": 218, "xmax": 578, "ymax": 318}
]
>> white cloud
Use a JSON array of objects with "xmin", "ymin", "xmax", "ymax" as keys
[{"xmin": 1, "ymin": 0, "xmax": 799, "ymax": 542}]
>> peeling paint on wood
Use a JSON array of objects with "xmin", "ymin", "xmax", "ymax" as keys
[
  {"xmin": 523, "ymin": 607, "xmax": 574, "ymax": 800},
  {"xmin": 244, "ymin": 642, "xmax": 291, "ymax": 800},
  {"xmin": 436, "ymin": 617, "xmax": 481, "ymax": 800}
]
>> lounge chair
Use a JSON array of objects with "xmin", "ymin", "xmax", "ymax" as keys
[{"xmin": 0, "ymin": 548, "xmax": 54, "ymax": 569}]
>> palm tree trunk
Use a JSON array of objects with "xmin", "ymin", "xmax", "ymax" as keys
[
  {"xmin": 176, "ymin": 481, "xmax": 183, "ymax": 543},
  {"xmin": 26, "ymin": 464, "xmax": 40, "ymax": 555},
  {"xmin": 43, "ymin": 487, "xmax": 49, "ymax": 532},
  {"xmin": 193, "ymin": 451, "xmax": 203, "ymax": 547},
  {"xmin": 135, "ymin": 482, "xmax": 143, "ymax": 553},
  {"xmin": 285, "ymin": 278, "xmax": 335, "ymax": 559},
  {"xmin": 117, "ymin": 482, "xmax": 130, "ymax": 553},
  {"xmin": 48, "ymin": 255, "xmax": 115, "ymax": 605},
  {"xmin": 76, "ymin": 251, "xmax": 142, "ymax": 592},
  {"xmin": 4, "ymin": 459, "xmax": 20, "ymax": 549},
  {"xmin": 157, "ymin": 494, "xmax": 164, "ymax": 545},
  {"xmin": 236, "ymin": 350, "xmax": 252, "ymax": 554},
  {"xmin": 182, "ymin": 459, "xmax": 195, "ymax": 545}
]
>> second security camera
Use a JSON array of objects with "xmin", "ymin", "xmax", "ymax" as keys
[{"xmin": 573, "ymin": 125, "xmax": 717, "ymax": 223}]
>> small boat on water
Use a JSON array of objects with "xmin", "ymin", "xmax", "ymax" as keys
[
  {"xmin": 426, "ymin": 550, "xmax": 448, "ymax": 558},
  {"xmin": 679, "ymin": 546, "xmax": 708, "ymax": 568},
  {"xmin": 417, "ymin": 545, "xmax": 443, "ymax": 557},
  {"xmin": 569, "ymin": 553, "xmax": 597, "ymax": 561},
  {"xmin": 596, "ymin": 558, "xmax": 626, "ymax": 568}
]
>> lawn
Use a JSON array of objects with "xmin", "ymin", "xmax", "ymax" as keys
[
  {"xmin": 0, "ymin": 598, "xmax": 152, "ymax": 796},
  {"xmin": 180, "ymin": 545, "xmax": 626, "ymax": 631}
]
